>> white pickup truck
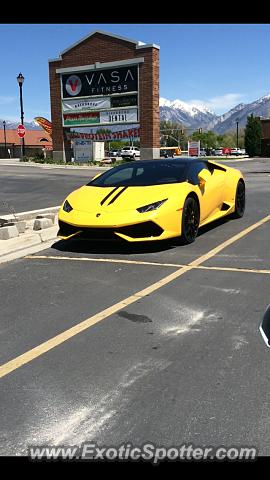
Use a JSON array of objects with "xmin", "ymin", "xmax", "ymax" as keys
[{"xmin": 120, "ymin": 146, "xmax": 140, "ymax": 159}]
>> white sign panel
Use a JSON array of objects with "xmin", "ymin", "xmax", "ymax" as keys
[
  {"xmin": 74, "ymin": 139, "xmax": 92, "ymax": 162},
  {"xmin": 62, "ymin": 97, "xmax": 110, "ymax": 113},
  {"xmin": 99, "ymin": 108, "xmax": 138, "ymax": 124}
]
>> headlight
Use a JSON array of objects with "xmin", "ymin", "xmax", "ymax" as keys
[
  {"xmin": 63, "ymin": 200, "xmax": 73, "ymax": 213},
  {"xmin": 137, "ymin": 199, "xmax": 168, "ymax": 213}
]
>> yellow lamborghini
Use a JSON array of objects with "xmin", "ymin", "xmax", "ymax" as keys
[{"xmin": 58, "ymin": 157, "xmax": 245, "ymax": 244}]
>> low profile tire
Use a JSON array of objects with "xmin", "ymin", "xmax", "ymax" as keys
[
  {"xmin": 181, "ymin": 197, "xmax": 200, "ymax": 244},
  {"xmin": 232, "ymin": 180, "xmax": 245, "ymax": 218}
]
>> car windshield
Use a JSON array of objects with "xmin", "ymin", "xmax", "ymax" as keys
[{"xmin": 88, "ymin": 160, "xmax": 188, "ymax": 187}]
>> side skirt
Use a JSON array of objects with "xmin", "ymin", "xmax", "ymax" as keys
[{"xmin": 199, "ymin": 204, "xmax": 235, "ymax": 227}]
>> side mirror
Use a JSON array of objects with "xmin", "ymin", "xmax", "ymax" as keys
[
  {"xmin": 198, "ymin": 168, "xmax": 211, "ymax": 187},
  {"xmin": 260, "ymin": 304, "xmax": 270, "ymax": 348}
]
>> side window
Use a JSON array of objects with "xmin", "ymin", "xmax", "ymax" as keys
[{"xmin": 188, "ymin": 162, "xmax": 209, "ymax": 185}]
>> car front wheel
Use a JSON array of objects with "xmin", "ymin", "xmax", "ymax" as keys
[
  {"xmin": 181, "ymin": 197, "xmax": 200, "ymax": 244},
  {"xmin": 232, "ymin": 180, "xmax": 245, "ymax": 218}
]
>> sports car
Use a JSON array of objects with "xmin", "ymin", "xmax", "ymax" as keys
[{"xmin": 58, "ymin": 157, "xmax": 245, "ymax": 244}]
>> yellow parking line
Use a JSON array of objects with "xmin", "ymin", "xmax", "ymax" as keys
[
  {"xmin": 189, "ymin": 214, "xmax": 270, "ymax": 267},
  {"xmin": 197, "ymin": 265, "xmax": 270, "ymax": 275},
  {"xmin": 25, "ymin": 255, "xmax": 184, "ymax": 268},
  {"xmin": 0, "ymin": 264, "xmax": 193, "ymax": 379},
  {"xmin": 26, "ymin": 255, "xmax": 270, "ymax": 275},
  {"xmin": 1, "ymin": 213, "xmax": 270, "ymax": 379}
]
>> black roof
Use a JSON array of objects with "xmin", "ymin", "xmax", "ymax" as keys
[{"xmin": 123, "ymin": 157, "xmax": 202, "ymax": 167}]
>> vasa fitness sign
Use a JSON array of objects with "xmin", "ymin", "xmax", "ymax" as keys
[{"xmin": 61, "ymin": 65, "xmax": 138, "ymax": 98}]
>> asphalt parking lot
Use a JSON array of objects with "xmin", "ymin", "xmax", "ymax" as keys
[
  {"xmin": 0, "ymin": 163, "xmax": 104, "ymax": 215},
  {"xmin": 1, "ymin": 158, "xmax": 270, "ymax": 457}
]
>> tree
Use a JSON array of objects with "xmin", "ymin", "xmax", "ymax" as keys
[
  {"xmin": 218, "ymin": 128, "xmax": 245, "ymax": 148},
  {"xmin": 244, "ymin": 114, "xmax": 262, "ymax": 157},
  {"xmin": 191, "ymin": 130, "xmax": 218, "ymax": 149},
  {"xmin": 160, "ymin": 120, "xmax": 188, "ymax": 149}
]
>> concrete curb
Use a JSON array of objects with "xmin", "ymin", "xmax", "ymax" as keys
[
  {"xmin": 0, "ymin": 238, "xmax": 58, "ymax": 265},
  {"xmin": 0, "ymin": 225, "xmax": 58, "ymax": 264},
  {"xmin": 0, "ymin": 206, "xmax": 60, "ymax": 223},
  {"xmin": 0, "ymin": 205, "xmax": 61, "ymax": 264}
]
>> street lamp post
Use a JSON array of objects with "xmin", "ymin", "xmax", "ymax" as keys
[
  {"xmin": 236, "ymin": 118, "xmax": 239, "ymax": 150},
  {"xmin": 17, "ymin": 73, "xmax": 25, "ymax": 157},
  {"xmin": 3, "ymin": 120, "xmax": 7, "ymax": 158}
]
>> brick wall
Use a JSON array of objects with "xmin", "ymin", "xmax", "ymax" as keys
[
  {"xmin": 49, "ymin": 32, "xmax": 160, "ymax": 157},
  {"xmin": 260, "ymin": 119, "xmax": 270, "ymax": 156},
  {"xmin": 261, "ymin": 119, "xmax": 270, "ymax": 138}
]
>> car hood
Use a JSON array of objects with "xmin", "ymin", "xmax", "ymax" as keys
[{"xmin": 66, "ymin": 184, "xmax": 183, "ymax": 213}]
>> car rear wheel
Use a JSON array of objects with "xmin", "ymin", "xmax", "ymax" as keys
[
  {"xmin": 181, "ymin": 197, "xmax": 200, "ymax": 244},
  {"xmin": 232, "ymin": 180, "xmax": 245, "ymax": 218}
]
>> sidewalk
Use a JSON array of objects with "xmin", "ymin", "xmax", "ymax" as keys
[
  {"xmin": 0, "ymin": 158, "xmax": 111, "ymax": 169},
  {"xmin": 0, "ymin": 206, "xmax": 59, "ymax": 264}
]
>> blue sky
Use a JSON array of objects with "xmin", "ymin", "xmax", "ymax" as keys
[{"xmin": 1, "ymin": 23, "xmax": 270, "ymax": 122}]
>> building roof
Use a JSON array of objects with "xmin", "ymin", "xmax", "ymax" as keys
[
  {"xmin": 0, "ymin": 129, "xmax": 52, "ymax": 147},
  {"xmin": 49, "ymin": 30, "xmax": 160, "ymax": 63}
]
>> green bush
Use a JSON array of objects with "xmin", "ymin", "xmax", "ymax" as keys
[{"xmin": 19, "ymin": 156, "xmax": 105, "ymax": 166}]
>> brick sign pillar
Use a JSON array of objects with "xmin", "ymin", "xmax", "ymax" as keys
[
  {"xmin": 139, "ymin": 46, "xmax": 160, "ymax": 160},
  {"xmin": 48, "ymin": 31, "xmax": 160, "ymax": 162}
]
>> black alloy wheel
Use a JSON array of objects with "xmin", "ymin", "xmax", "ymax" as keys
[
  {"xmin": 181, "ymin": 197, "xmax": 200, "ymax": 244},
  {"xmin": 233, "ymin": 180, "xmax": 245, "ymax": 218}
]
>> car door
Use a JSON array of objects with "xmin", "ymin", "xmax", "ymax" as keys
[{"xmin": 188, "ymin": 162, "xmax": 224, "ymax": 221}]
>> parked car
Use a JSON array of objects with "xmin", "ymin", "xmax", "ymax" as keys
[
  {"xmin": 231, "ymin": 148, "xmax": 242, "ymax": 156},
  {"xmin": 199, "ymin": 149, "xmax": 206, "ymax": 156},
  {"xmin": 222, "ymin": 147, "xmax": 232, "ymax": 155},
  {"xmin": 120, "ymin": 146, "xmax": 140, "ymax": 159},
  {"xmin": 214, "ymin": 149, "xmax": 223, "ymax": 156},
  {"xmin": 109, "ymin": 149, "xmax": 121, "ymax": 157},
  {"xmin": 58, "ymin": 158, "xmax": 245, "ymax": 245}
]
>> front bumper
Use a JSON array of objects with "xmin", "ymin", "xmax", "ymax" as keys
[
  {"xmin": 58, "ymin": 219, "xmax": 166, "ymax": 242},
  {"xmin": 58, "ymin": 205, "xmax": 182, "ymax": 242}
]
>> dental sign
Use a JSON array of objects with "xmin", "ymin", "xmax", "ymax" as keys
[
  {"xmin": 62, "ymin": 66, "xmax": 138, "ymax": 99},
  {"xmin": 100, "ymin": 108, "xmax": 138, "ymax": 124}
]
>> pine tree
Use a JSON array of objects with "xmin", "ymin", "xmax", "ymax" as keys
[{"xmin": 244, "ymin": 114, "xmax": 262, "ymax": 157}]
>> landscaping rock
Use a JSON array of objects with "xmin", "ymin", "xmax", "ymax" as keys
[
  {"xmin": 0, "ymin": 225, "xmax": 19, "ymax": 240},
  {"xmin": 16, "ymin": 220, "xmax": 27, "ymax": 234},
  {"xmin": 33, "ymin": 218, "xmax": 53, "ymax": 231},
  {"xmin": 36, "ymin": 214, "xmax": 56, "ymax": 223}
]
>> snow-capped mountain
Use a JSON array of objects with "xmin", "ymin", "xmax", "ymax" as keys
[
  {"xmin": 203, "ymin": 103, "xmax": 246, "ymax": 132},
  {"xmin": 0, "ymin": 119, "xmax": 42, "ymax": 130},
  {"xmin": 160, "ymin": 93, "xmax": 270, "ymax": 133},
  {"xmin": 160, "ymin": 97, "xmax": 217, "ymax": 129},
  {"xmin": 160, "ymin": 97, "xmax": 214, "ymax": 117},
  {"xmin": 208, "ymin": 94, "xmax": 270, "ymax": 134}
]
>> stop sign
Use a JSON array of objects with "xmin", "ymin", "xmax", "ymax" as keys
[{"xmin": 17, "ymin": 124, "xmax": 26, "ymax": 138}]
